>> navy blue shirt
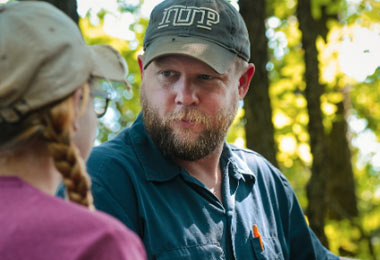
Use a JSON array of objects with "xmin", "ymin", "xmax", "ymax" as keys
[{"xmin": 87, "ymin": 114, "xmax": 338, "ymax": 260}]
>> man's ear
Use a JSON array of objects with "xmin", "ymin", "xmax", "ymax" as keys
[
  {"xmin": 138, "ymin": 55, "xmax": 144, "ymax": 79},
  {"xmin": 238, "ymin": 63, "xmax": 255, "ymax": 99}
]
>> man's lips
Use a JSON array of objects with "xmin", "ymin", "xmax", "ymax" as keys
[
  {"xmin": 171, "ymin": 117, "xmax": 202, "ymax": 129},
  {"xmin": 178, "ymin": 119, "xmax": 196, "ymax": 127}
]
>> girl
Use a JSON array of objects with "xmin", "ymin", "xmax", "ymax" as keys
[{"xmin": 0, "ymin": 2, "xmax": 145, "ymax": 259}]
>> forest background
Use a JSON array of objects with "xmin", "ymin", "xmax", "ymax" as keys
[{"xmin": 3, "ymin": 0, "xmax": 379, "ymax": 259}]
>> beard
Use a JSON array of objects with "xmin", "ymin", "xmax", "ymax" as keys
[{"xmin": 141, "ymin": 89, "xmax": 239, "ymax": 161}]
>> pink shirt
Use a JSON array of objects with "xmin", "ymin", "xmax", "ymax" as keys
[{"xmin": 0, "ymin": 177, "xmax": 146, "ymax": 260}]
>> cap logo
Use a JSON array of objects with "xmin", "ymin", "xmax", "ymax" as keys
[{"xmin": 158, "ymin": 5, "xmax": 220, "ymax": 30}]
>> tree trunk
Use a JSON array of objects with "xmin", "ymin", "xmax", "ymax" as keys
[
  {"xmin": 327, "ymin": 90, "xmax": 358, "ymax": 220},
  {"xmin": 19, "ymin": 0, "xmax": 79, "ymax": 24},
  {"xmin": 239, "ymin": 0, "xmax": 278, "ymax": 167},
  {"xmin": 296, "ymin": 0, "xmax": 329, "ymax": 246}
]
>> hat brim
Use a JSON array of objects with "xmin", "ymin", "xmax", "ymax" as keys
[
  {"xmin": 89, "ymin": 45, "xmax": 130, "ymax": 90},
  {"xmin": 143, "ymin": 36, "xmax": 236, "ymax": 74}
]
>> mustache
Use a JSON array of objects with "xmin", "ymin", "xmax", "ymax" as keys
[{"xmin": 164, "ymin": 109, "xmax": 209, "ymax": 125}]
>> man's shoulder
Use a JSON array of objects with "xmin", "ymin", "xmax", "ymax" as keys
[
  {"xmin": 89, "ymin": 127, "xmax": 137, "ymax": 165},
  {"xmin": 229, "ymin": 145, "xmax": 264, "ymax": 158},
  {"xmin": 227, "ymin": 144, "xmax": 288, "ymax": 185},
  {"xmin": 228, "ymin": 144, "xmax": 277, "ymax": 170},
  {"xmin": 87, "ymin": 127, "xmax": 143, "ymax": 182},
  {"xmin": 91, "ymin": 127, "xmax": 133, "ymax": 156}
]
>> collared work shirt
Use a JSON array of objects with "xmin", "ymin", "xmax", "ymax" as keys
[{"xmin": 87, "ymin": 114, "xmax": 338, "ymax": 260}]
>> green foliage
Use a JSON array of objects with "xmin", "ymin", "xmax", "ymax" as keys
[
  {"xmin": 264, "ymin": 0, "xmax": 380, "ymax": 258},
  {"xmin": 267, "ymin": 0, "xmax": 297, "ymax": 19},
  {"xmin": 311, "ymin": 0, "xmax": 345, "ymax": 19},
  {"xmin": 352, "ymin": 68, "xmax": 380, "ymax": 136},
  {"xmin": 78, "ymin": 4, "xmax": 147, "ymax": 143}
]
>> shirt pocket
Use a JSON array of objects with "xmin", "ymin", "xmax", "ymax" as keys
[
  {"xmin": 155, "ymin": 243, "xmax": 225, "ymax": 260},
  {"xmin": 251, "ymin": 236, "xmax": 284, "ymax": 260}
]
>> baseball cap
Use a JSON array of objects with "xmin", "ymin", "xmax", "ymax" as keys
[
  {"xmin": 143, "ymin": 0, "xmax": 250, "ymax": 74},
  {"xmin": 0, "ymin": 1, "xmax": 129, "ymax": 123}
]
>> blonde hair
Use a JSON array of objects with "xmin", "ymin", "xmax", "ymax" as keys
[{"xmin": 0, "ymin": 84, "xmax": 94, "ymax": 209}]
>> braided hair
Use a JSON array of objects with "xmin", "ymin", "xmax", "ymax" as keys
[{"xmin": 0, "ymin": 84, "xmax": 94, "ymax": 209}]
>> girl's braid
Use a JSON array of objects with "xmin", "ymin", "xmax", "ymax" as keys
[{"xmin": 42, "ymin": 90, "xmax": 94, "ymax": 210}]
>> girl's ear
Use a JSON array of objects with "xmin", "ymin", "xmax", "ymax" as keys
[
  {"xmin": 238, "ymin": 63, "xmax": 255, "ymax": 99},
  {"xmin": 71, "ymin": 88, "xmax": 83, "ymax": 132}
]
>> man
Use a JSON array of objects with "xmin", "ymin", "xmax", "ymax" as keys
[{"xmin": 87, "ymin": 0, "xmax": 339, "ymax": 259}]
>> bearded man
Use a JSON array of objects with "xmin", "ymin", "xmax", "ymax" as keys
[{"xmin": 87, "ymin": 0, "xmax": 340, "ymax": 259}]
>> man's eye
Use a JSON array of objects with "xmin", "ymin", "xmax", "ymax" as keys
[
  {"xmin": 198, "ymin": 74, "xmax": 213, "ymax": 80},
  {"xmin": 161, "ymin": 71, "xmax": 174, "ymax": 77}
]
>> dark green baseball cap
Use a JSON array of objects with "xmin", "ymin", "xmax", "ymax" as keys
[{"xmin": 143, "ymin": 0, "xmax": 250, "ymax": 74}]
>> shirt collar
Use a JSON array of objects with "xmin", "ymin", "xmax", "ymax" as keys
[{"xmin": 221, "ymin": 144, "xmax": 256, "ymax": 183}]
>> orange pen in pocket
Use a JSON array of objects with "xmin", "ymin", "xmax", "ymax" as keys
[{"xmin": 252, "ymin": 224, "xmax": 264, "ymax": 251}]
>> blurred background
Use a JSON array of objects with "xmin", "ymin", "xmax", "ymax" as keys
[{"xmin": 2, "ymin": 0, "xmax": 379, "ymax": 258}]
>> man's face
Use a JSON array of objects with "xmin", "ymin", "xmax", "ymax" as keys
[{"xmin": 140, "ymin": 54, "xmax": 242, "ymax": 161}]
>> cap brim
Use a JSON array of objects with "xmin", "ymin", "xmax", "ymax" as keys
[
  {"xmin": 88, "ymin": 45, "xmax": 130, "ymax": 90},
  {"xmin": 143, "ymin": 36, "xmax": 236, "ymax": 74}
]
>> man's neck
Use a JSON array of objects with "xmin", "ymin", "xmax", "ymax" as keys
[{"xmin": 175, "ymin": 143, "xmax": 224, "ymax": 202}]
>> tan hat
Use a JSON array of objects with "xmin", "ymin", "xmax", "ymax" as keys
[{"xmin": 0, "ymin": 1, "xmax": 129, "ymax": 123}]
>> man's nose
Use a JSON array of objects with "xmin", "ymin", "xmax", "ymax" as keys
[{"xmin": 174, "ymin": 78, "xmax": 199, "ymax": 106}]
